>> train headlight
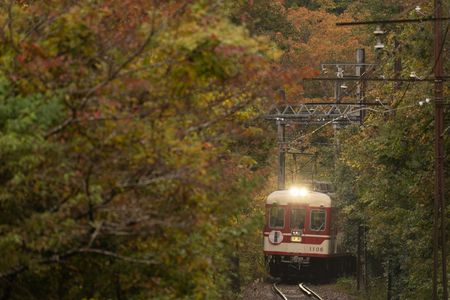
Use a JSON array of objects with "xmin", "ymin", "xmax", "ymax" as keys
[
  {"xmin": 291, "ymin": 236, "xmax": 302, "ymax": 242},
  {"xmin": 289, "ymin": 187, "xmax": 308, "ymax": 197},
  {"xmin": 291, "ymin": 229, "xmax": 302, "ymax": 243}
]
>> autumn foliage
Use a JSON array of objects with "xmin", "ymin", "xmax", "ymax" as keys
[
  {"xmin": 0, "ymin": 0, "xmax": 447, "ymax": 299},
  {"xmin": 0, "ymin": 1, "xmax": 279, "ymax": 299}
]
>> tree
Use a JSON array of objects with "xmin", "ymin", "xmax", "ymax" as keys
[{"xmin": 0, "ymin": 1, "xmax": 279, "ymax": 298}]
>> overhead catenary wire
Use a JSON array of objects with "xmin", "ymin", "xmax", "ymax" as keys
[
  {"xmin": 289, "ymin": 97, "xmax": 434, "ymax": 144},
  {"xmin": 309, "ymin": 17, "xmax": 449, "ymax": 107}
]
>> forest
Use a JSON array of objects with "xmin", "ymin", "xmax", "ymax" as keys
[{"xmin": 0, "ymin": 0, "xmax": 448, "ymax": 299}]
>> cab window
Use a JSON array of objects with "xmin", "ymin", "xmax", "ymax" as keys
[
  {"xmin": 269, "ymin": 207, "xmax": 285, "ymax": 228},
  {"xmin": 310, "ymin": 209, "xmax": 326, "ymax": 231},
  {"xmin": 290, "ymin": 208, "xmax": 305, "ymax": 229}
]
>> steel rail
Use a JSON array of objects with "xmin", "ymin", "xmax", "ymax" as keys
[
  {"xmin": 298, "ymin": 283, "xmax": 323, "ymax": 300},
  {"xmin": 272, "ymin": 283, "xmax": 289, "ymax": 300},
  {"xmin": 298, "ymin": 283, "xmax": 312, "ymax": 297}
]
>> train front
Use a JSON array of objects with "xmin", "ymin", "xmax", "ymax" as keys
[{"xmin": 263, "ymin": 187, "xmax": 334, "ymax": 277}]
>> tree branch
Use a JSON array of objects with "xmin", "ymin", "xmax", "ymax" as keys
[
  {"xmin": 76, "ymin": 248, "xmax": 156, "ymax": 265},
  {"xmin": 185, "ymin": 97, "xmax": 256, "ymax": 134},
  {"xmin": 87, "ymin": 221, "xmax": 103, "ymax": 249},
  {"xmin": 119, "ymin": 168, "xmax": 190, "ymax": 189},
  {"xmin": 0, "ymin": 245, "xmax": 156, "ymax": 280}
]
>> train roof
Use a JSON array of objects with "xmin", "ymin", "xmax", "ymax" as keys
[{"xmin": 266, "ymin": 190, "xmax": 332, "ymax": 207}]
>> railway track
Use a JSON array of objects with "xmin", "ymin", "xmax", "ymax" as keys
[{"xmin": 272, "ymin": 283, "xmax": 323, "ymax": 300}]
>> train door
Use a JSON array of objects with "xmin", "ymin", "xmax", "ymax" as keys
[{"xmin": 289, "ymin": 206, "xmax": 306, "ymax": 242}]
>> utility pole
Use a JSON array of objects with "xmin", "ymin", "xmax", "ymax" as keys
[
  {"xmin": 292, "ymin": 153, "xmax": 297, "ymax": 185},
  {"xmin": 277, "ymin": 119, "xmax": 286, "ymax": 190},
  {"xmin": 433, "ymin": 0, "xmax": 447, "ymax": 299},
  {"xmin": 333, "ymin": 66, "xmax": 341, "ymax": 178},
  {"xmin": 357, "ymin": 48, "xmax": 368, "ymax": 293},
  {"xmin": 363, "ymin": 224, "xmax": 368, "ymax": 291},
  {"xmin": 313, "ymin": 153, "xmax": 317, "ymax": 183},
  {"xmin": 335, "ymin": 78, "xmax": 341, "ymax": 103},
  {"xmin": 391, "ymin": 37, "xmax": 402, "ymax": 119},
  {"xmin": 393, "ymin": 38, "xmax": 402, "ymax": 87},
  {"xmin": 357, "ymin": 224, "xmax": 362, "ymax": 291},
  {"xmin": 386, "ymin": 259, "xmax": 392, "ymax": 300},
  {"xmin": 356, "ymin": 49, "xmax": 366, "ymax": 124}
]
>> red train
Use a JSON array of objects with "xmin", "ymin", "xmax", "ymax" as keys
[{"xmin": 263, "ymin": 184, "xmax": 354, "ymax": 278}]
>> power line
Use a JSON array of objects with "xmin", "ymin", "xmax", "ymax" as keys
[{"xmin": 289, "ymin": 97, "xmax": 433, "ymax": 144}]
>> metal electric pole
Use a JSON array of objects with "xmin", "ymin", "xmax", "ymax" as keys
[
  {"xmin": 393, "ymin": 38, "xmax": 402, "ymax": 87},
  {"xmin": 335, "ymin": 75, "xmax": 342, "ymax": 103},
  {"xmin": 277, "ymin": 119, "xmax": 286, "ymax": 190},
  {"xmin": 356, "ymin": 49, "xmax": 366, "ymax": 124},
  {"xmin": 433, "ymin": 0, "xmax": 447, "ymax": 299}
]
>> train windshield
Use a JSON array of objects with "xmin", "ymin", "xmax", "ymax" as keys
[
  {"xmin": 310, "ymin": 209, "xmax": 326, "ymax": 231},
  {"xmin": 290, "ymin": 208, "xmax": 305, "ymax": 229},
  {"xmin": 269, "ymin": 207, "xmax": 284, "ymax": 228}
]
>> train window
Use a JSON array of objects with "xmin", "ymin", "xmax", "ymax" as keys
[
  {"xmin": 310, "ymin": 210, "xmax": 326, "ymax": 231},
  {"xmin": 290, "ymin": 208, "xmax": 305, "ymax": 229},
  {"xmin": 269, "ymin": 207, "xmax": 284, "ymax": 228}
]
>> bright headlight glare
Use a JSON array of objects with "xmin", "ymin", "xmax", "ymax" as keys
[{"xmin": 289, "ymin": 187, "xmax": 308, "ymax": 197}]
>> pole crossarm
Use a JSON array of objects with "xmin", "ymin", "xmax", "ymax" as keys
[
  {"xmin": 265, "ymin": 103, "xmax": 370, "ymax": 124},
  {"xmin": 304, "ymin": 76, "xmax": 449, "ymax": 82},
  {"xmin": 287, "ymin": 149, "xmax": 316, "ymax": 155},
  {"xmin": 321, "ymin": 63, "xmax": 376, "ymax": 67},
  {"xmin": 336, "ymin": 17, "xmax": 450, "ymax": 26}
]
